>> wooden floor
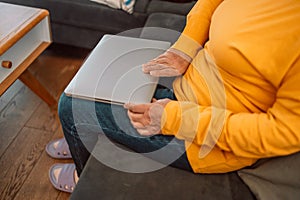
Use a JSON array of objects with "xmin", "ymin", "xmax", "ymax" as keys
[{"xmin": 0, "ymin": 44, "xmax": 90, "ymax": 200}]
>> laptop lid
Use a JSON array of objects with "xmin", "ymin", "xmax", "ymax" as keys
[{"xmin": 64, "ymin": 34, "xmax": 170, "ymax": 105}]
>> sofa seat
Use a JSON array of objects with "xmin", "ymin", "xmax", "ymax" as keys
[{"xmin": 71, "ymin": 155, "xmax": 255, "ymax": 200}]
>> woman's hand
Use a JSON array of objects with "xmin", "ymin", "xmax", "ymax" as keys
[
  {"xmin": 124, "ymin": 98, "xmax": 171, "ymax": 136},
  {"xmin": 142, "ymin": 48, "xmax": 192, "ymax": 77}
]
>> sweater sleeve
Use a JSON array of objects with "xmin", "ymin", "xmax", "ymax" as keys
[
  {"xmin": 172, "ymin": 0, "xmax": 224, "ymax": 58},
  {"xmin": 161, "ymin": 64, "xmax": 300, "ymax": 159}
]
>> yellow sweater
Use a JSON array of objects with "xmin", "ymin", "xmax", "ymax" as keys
[{"xmin": 161, "ymin": 0, "xmax": 300, "ymax": 173}]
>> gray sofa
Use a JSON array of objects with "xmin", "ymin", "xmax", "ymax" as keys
[
  {"xmin": 0, "ymin": 0, "xmax": 195, "ymax": 49},
  {"xmin": 0, "ymin": 0, "xmax": 256, "ymax": 199}
]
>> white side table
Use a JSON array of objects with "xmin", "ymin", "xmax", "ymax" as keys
[{"xmin": 0, "ymin": 2, "xmax": 55, "ymax": 106}]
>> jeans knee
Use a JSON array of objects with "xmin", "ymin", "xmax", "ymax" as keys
[{"xmin": 58, "ymin": 93, "xmax": 74, "ymax": 127}]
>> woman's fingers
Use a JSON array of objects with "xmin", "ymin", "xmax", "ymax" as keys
[
  {"xmin": 137, "ymin": 125, "xmax": 161, "ymax": 136},
  {"xmin": 128, "ymin": 111, "xmax": 149, "ymax": 124},
  {"xmin": 136, "ymin": 128, "xmax": 151, "ymax": 136},
  {"xmin": 142, "ymin": 50, "xmax": 190, "ymax": 76},
  {"xmin": 124, "ymin": 103, "xmax": 149, "ymax": 113},
  {"xmin": 124, "ymin": 100, "xmax": 169, "ymax": 136},
  {"xmin": 142, "ymin": 63, "xmax": 170, "ymax": 73},
  {"xmin": 149, "ymin": 68, "xmax": 180, "ymax": 77},
  {"xmin": 125, "ymin": 103, "xmax": 151, "ymax": 127},
  {"xmin": 143, "ymin": 61, "xmax": 180, "ymax": 77},
  {"xmin": 131, "ymin": 121, "xmax": 145, "ymax": 129}
]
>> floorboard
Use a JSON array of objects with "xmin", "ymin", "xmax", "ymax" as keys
[
  {"xmin": 0, "ymin": 43, "xmax": 89, "ymax": 200},
  {"xmin": 0, "ymin": 80, "xmax": 23, "ymax": 112},
  {"xmin": 0, "ymin": 86, "xmax": 42, "ymax": 157},
  {"xmin": 25, "ymin": 102, "xmax": 59, "ymax": 132},
  {"xmin": 14, "ymin": 128, "xmax": 72, "ymax": 200},
  {"xmin": 0, "ymin": 127, "xmax": 54, "ymax": 200}
]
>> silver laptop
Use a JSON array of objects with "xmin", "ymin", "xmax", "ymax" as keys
[{"xmin": 64, "ymin": 34, "xmax": 170, "ymax": 105}]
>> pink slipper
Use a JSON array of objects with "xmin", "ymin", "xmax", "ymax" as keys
[
  {"xmin": 49, "ymin": 163, "xmax": 77, "ymax": 193},
  {"xmin": 46, "ymin": 138, "xmax": 72, "ymax": 159}
]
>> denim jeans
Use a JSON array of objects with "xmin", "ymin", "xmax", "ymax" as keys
[{"xmin": 58, "ymin": 86, "xmax": 193, "ymax": 176}]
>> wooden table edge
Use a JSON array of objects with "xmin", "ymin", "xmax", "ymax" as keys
[
  {"xmin": 0, "ymin": 41, "xmax": 51, "ymax": 96},
  {"xmin": 0, "ymin": 9, "xmax": 49, "ymax": 55}
]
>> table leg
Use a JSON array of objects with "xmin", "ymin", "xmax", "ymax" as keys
[{"xmin": 19, "ymin": 69, "xmax": 56, "ymax": 107}]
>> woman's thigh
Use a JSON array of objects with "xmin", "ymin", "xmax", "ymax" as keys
[{"xmin": 60, "ymin": 87, "xmax": 192, "ymax": 171}]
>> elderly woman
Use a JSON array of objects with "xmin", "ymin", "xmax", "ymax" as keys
[{"xmin": 47, "ymin": 0, "xmax": 300, "ymax": 193}]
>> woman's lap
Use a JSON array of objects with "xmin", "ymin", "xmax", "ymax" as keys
[{"xmin": 58, "ymin": 87, "xmax": 192, "ymax": 175}]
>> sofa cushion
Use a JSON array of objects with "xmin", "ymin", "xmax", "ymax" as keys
[
  {"xmin": 70, "ymin": 155, "xmax": 255, "ymax": 200},
  {"xmin": 134, "ymin": 0, "xmax": 151, "ymax": 13},
  {"xmin": 51, "ymin": 23, "xmax": 107, "ymax": 49},
  {"xmin": 146, "ymin": 0, "xmax": 195, "ymax": 15},
  {"xmin": 90, "ymin": 0, "xmax": 136, "ymax": 14},
  {"xmin": 157, "ymin": 0, "xmax": 194, "ymax": 2},
  {"xmin": 140, "ymin": 13, "xmax": 186, "ymax": 44},
  {"xmin": 238, "ymin": 152, "xmax": 300, "ymax": 200},
  {"xmin": 0, "ymin": 0, "xmax": 148, "ymax": 33}
]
